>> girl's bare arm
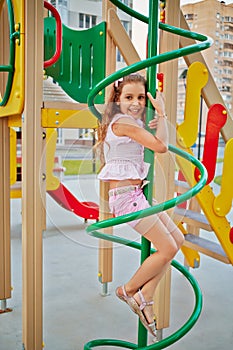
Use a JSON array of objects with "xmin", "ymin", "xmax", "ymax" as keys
[{"xmin": 112, "ymin": 117, "xmax": 168, "ymax": 153}]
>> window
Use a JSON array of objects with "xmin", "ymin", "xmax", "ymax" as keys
[
  {"xmin": 92, "ymin": 16, "xmax": 96, "ymax": 26},
  {"xmin": 79, "ymin": 13, "xmax": 97, "ymax": 29},
  {"xmin": 78, "ymin": 128, "xmax": 90, "ymax": 139},
  {"xmin": 85, "ymin": 15, "xmax": 90, "ymax": 28},
  {"xmin": 122, "ymin": 20, "xmax": 131, "ymax": 38},
  {"xmin": 223, "ymin": 68, "xmax": 232, "ymax": 75},
  {"xmin": 58, "ymin": 0, "xmax": 67, "ymax": 6},
  {"xmin": 79, "ymin": 13, "xmax": 84, "ymax": 28},
  {"xmin": 225, "ymin": 33, "xmax": 233, "ymax": 40},
  {"xmin": 214, "ymin": 77, "xmax": 222, "ymax": 84},
  {"xmin": 223, "ymin": 51, "xmax": 233, "ymax": 58},
  {"xmin": 222, "ymin": 77, "xmax": 232, "ymax": 84},
  {"xmin": 184, "ymin": 13, "xmax": 194, "ymax": 20},
  {"xmin": 221, "ymin": 85, "xmax": 231, "ymax": 92},
  {"xmin": 120, "ymin": 0, "xmax": 133, "ymax": 7},
  {"xmin": 224, "ymin": 16, "xmax": 233, "ymax": 23},
  {"xmin": 223, "ymin": 95, "xmax": 232, "ymax": 103},
  {"xmin": 57, "ymin": 128, "xmax": 63, "ymax": 144},
  {"xmin": 117, "ymin": 20, "xmax": 131, "ymax": 63},
  {"xmin": 224, "ymin": 43, "xmax": 233, "ymax": 50},
  {"xmin": 223, "ymin": 60, "xmax": 233, "ymax": 67},
  {"xmin": 225, "ymin": 25, "xmax": 233, "ymax": 32}
]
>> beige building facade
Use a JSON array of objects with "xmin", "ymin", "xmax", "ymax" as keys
[{"xmin": 178, "ymin": 0, "xmax": 233, "ymax": 131}]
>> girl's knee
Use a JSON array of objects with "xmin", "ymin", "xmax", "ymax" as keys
[
  {"xmin": 175, "ymin": 233, "xmax": 184, "ymax": 249},
  {"xmin": 179, "ymin": 234, "xmax": 185, "ymax": 248},
  {"xmin": 157, "ymin": 244, "xmax": 178, "ymax": 264},
  {"xmin": 166, "ymin": 240, "xmax": 180, "ymax": 260}
]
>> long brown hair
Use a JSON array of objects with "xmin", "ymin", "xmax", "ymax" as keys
[{"xmin": 96, "ymin": 73, "xmax": 147, "ymax": 152}]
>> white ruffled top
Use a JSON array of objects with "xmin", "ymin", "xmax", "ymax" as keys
[{"xmin": 98, "ymin": 114, "xmax": 150, "ymax": 181}]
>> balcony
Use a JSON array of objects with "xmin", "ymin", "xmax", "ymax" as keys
[{"xmin": 223, "ymin": 60, "xmax": 233, "ymax": 67}]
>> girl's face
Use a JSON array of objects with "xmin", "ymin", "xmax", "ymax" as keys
[{"xmin": 118, "ymin": 82, "xmax": 146, "ymax": 119}]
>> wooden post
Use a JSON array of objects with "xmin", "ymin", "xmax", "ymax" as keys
[
  {"xmin": 0, "ymin": 118, "xmax": 11, "ymax": 305},
  {"xmin": 0, "ymin": 2, "xmax": 11, "ymax": 308},
  {"xmin": 154, "ymin": 0, "xmax": 180, "ymax": 333},
  {"xmin": 97, "ymin": 0, "xmax": 117, "ymax": 290},
  {"xmin": 22, "ymin": 0, "xmax": 44, "ymax": 348}
]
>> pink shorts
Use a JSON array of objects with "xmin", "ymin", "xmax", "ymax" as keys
[{"xmin": 108, "ymin": 185, "xmax": 150, "ymax": 227}]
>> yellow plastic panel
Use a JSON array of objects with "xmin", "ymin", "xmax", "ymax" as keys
[
  {"xmin": 177, "ymin": 62, "xmax": 208, "ymax": 148},
  {"xmin": 214, "ymin": 138, "xmax": 233, "ymax": 216},
  {"xmin": 176, "ymin": 148, "xmax": 233, "ymax": 265},
  {"xmin": 46, "ymin": 128, "xmax": 60, "ymax": 191},
  {"xmin": 10, "ymin": 187, "xmax": 22, "ymax": 198},
  {"xmin": 41, "ymin": 108, "xmax": 98, "ymax": 129},
  {"xmin": 0, "ymin": 0, "xmax": 25, "ymax": 117},
  {"xmin": 8, "ymin": 114, "xmax": 21, "ymax": 127}
]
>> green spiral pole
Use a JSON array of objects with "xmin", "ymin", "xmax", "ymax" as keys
[
  {"xmin": 84, "ymin": 147, "xmax": 207, "ymax": 350},
  {"xmin": 84, "ymin": 0, "xmax": 213, "ymax": 348}
]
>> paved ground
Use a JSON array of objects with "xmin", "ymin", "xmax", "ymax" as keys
[{"xmin": 0, "ymin": 175, "xmax": 233, "ymax": 350}]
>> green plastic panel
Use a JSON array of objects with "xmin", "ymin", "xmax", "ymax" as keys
[{"xmin": 44, "ymin": 18, "xmax": 106, "ymax": 104}]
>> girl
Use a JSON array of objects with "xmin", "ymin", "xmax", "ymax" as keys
[{"xmin": 97, "ymin": 73, "xmax": 184, "ymax": 337}]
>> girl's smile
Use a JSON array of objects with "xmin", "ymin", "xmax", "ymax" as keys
[{"xmin": 118, "ymin": 82, "xmax": 146, "ymax": 119}]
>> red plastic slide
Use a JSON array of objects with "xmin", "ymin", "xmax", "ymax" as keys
[{"xmin": 47, "ymin": 183, "xmax": 99, "ymax": 221}]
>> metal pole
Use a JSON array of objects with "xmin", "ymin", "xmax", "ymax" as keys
[{"xmin": 138, "ymin": 0, "xmax": 159, "ymax": 347}]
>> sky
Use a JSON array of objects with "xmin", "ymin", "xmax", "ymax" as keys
[{"xmin": 181, "ymin": 0, "xmax": 233, "ymax": 3}]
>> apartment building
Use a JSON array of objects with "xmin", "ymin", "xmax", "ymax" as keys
[{"xmin": 178, "ymin": 0, "xmax": 233, "ymax": 128}]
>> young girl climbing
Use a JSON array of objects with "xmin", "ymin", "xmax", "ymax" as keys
[{"xmin": 97, "ymin": 73, "xmax": 184, "ymax": 337}]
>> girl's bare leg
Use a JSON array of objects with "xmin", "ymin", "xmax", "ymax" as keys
[{"xmin": 117, "ymin": 211, "xmax": 184, "ymax": 323}]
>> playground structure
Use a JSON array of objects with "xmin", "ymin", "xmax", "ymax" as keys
[{"xmin": 0, "ymin": 0, "xmax": 233, "ymax": 349}]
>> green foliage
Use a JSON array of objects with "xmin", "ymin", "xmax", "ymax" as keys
[{"xmin": 62, "ymin": 159, "xmax": 100, "ymax": 175}]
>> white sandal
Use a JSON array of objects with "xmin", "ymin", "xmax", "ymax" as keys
[
  {"xmin": 115, "ymin": 285, "xmax": 140, "ymax": 314},
  {"xmin": 137, "ymin": 289, "xmax": 157, "ymax": 337},
  {"xmin": 116, "ymin": 286, "xmax": 156, "ymax": 337}
]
